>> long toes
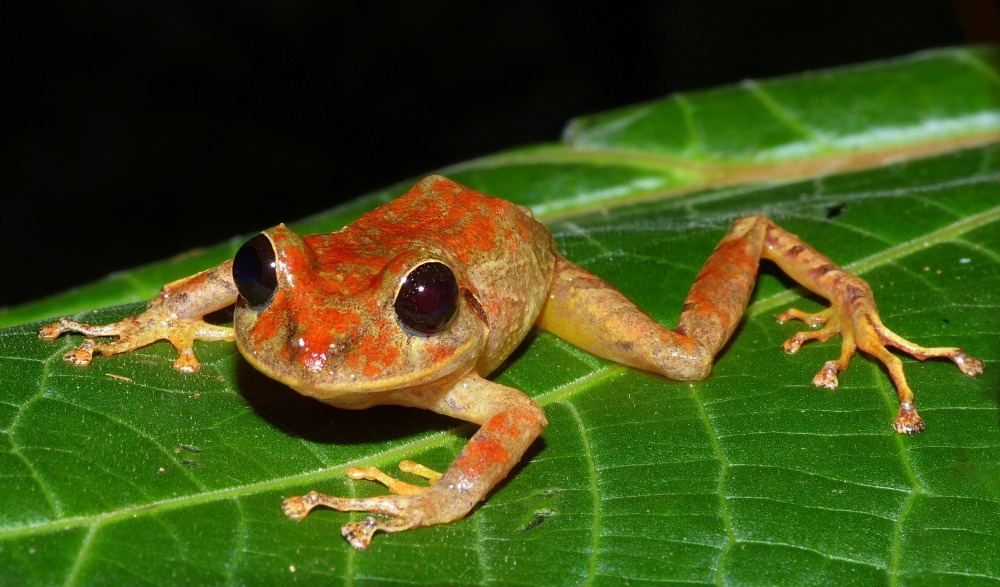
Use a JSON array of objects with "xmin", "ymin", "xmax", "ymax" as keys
[
  {"xmin": 777, "ymin": 307, "xmax": 831, "ymax": 326},
  {"xmin": 345, "ymin": 465, "xmax": 425, "ymax": 496}
]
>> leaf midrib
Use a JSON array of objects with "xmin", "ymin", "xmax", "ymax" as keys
[{"xmin": 449, "ymin": 135, "xmax": 1000, "ymax": 222}]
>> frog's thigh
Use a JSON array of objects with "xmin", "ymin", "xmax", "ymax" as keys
[
  {"xmin": 536, "ymin": 257, "xmax": 705, "ymax": 379},
  {"xmin": 536, "ymin": 227, "xmax": 765, "ymax": 381},
  {"xmin": 539, "ymin": 216, "xmax": 797, "ymax": 380}
]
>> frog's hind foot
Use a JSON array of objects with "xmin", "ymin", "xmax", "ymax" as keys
[{"xmin": 777, "ymin": 300, "xmax": 983, "ymax": 434}]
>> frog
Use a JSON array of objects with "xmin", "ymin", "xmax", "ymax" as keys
[{"xmin": 39, "ymin": 175, "xmax": 984, "ymax": 549}]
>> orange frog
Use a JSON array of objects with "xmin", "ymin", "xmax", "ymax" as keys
[{"xmin": 39, "ymin": 175, "xmax": 983, "ymax": 549}]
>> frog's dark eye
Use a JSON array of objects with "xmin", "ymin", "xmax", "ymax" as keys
[
  {"xmin": 394, "ymin": 262, "xmax": 459, "ymax": 335},
  {"xmin": 233, "ymin": 234, "xmax": 278, "ymax": 309}
]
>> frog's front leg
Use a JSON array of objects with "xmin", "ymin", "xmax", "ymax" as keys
[
  {"xmin": 38, "ymin": 261, "xmax": 238, "ymax": 372},
  {"xmin": 538, "ymin": 215, "xmax": 983, "ymax": 434},
  {"xmin": 281, "ymin": 372, "xmax": 546, "ymax": 549}
]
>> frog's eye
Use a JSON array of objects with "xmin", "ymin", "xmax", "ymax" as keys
[
  {"xmin": 233, "ymin": 234, "xmax": 278, "ymax": 309},
  {"xmin": 394, "ymin": 262, "xmax": 459, "ymax": 335}
]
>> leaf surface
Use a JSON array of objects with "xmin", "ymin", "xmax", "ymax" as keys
[{"xmin": 1, "ymin": 47, "xmax": 998, "ymax": 585}]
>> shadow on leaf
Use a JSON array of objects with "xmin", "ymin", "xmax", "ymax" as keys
[{"xmin": 235, "ymin": 358, "xmax": 463, "ymax": 447}]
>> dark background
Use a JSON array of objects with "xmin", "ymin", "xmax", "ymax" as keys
[{"xmin": 3, "ymin": 1, "xmax": 997, "ymax": 308}]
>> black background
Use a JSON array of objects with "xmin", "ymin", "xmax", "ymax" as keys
[{"xmin": 4, "ymin": 1, "xmax": 996, "ymax": 308}]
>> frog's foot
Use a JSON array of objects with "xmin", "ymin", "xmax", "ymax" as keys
[
  {"xmin": 283, "ymin": 491, "xmax": 434, "ymax": 550},
  {"xmin": 39, "ymin": 316, "xmax": 235, "ymax": 373},
  {"xmin": 777, "ymin": 301, "xmax": 984, "ymax": 434},
  {"xmin": 282, "ymin": 461, "xmax": 445, "ymax": 549}
]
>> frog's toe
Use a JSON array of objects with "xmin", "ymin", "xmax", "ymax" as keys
[
  {"xmin": 398, "ymin": 459, "xmax": 443, "ymax": 483},
  {"xmin": 62, "ymin": 339, "xmax": 97, "ymax": 367},
  {"xmin": 345, "ymin": 460, "xmax": 442, "ymax": 496},
  {"xmin": 342, "ymin": 517, "xmax": 379, "ymax": 550},
  {"xmin": 860, "ymin": 322, "xmax": 985, "ymax": 380},
  {"xmin": 893, "ymin": 402, "xmax": 925, "ymax": 434},
  {"xmin": 954, "ymin": 352, "xmax": 985, "ymax": 377},
  {"xmin": 281, "ymin": 491, "xmax": 323, "ymax": 520},
  {"xmin": 39, "ymin": 317, "xmax": 87, "ymax": 340},
  {"xmin": 781, "ymin": 323, "xmax": 841, "ymax": 354},
  {"xmin": 812, "ymin": 360, "xmax": 842, "ymax": 389},
  {"xmin": 777, "ymin": 306, "xmax": 834, "ymax": 326},
  {"xmin": 38, "ymin": 320, "xmax": 69, "ymax": 340},
  {"xmin": 786, "ymin": 323, "xmax": 857, "ymax": 390},
  {"xmin": 342, "ymin": 511, "xmax": 420, "ymax": 550},
  {"xmin": 171, "ymin": 348, "xmax": 201, "ymax": 373}
]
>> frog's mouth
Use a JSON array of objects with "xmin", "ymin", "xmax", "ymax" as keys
[{"xmin": 234, "ymin": 312, "xmax": 486, "ymax": 403}]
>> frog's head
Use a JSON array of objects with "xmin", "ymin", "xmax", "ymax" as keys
[{"xmin": 230, "ymin": 224, "xmax": 489, "ymax": 402}]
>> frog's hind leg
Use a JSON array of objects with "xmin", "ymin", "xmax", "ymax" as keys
[
  {"xmin": 758, "ymin": 216, "xmax": 984, "ymax": 433},
  {"xmin": 537, "ymin": 215, "xmax": 772, "ymax": 381},
  {"xmin": 537, "ymin": 215, "xmax": 983, "ymax": 433}
]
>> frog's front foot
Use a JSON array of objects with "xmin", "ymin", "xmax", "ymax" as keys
[
  {"xmin": 39, "ymin": 315, "xmax": 234, "ymax": 372},
  {"xmin": 282, "ymin": 490, "xmax": 428, "ymax": 550},
  {"xmin": 777, "ymin": 294, "xmax": 983, "ymax": 434},
  {"xmin": 282, "ymin": 460, "xmax": 445, "ymax": 549}
]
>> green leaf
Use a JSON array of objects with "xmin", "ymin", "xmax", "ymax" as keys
[{"xmin": 2, "ymin": 46, "xmax": 998, "ymax": 585}]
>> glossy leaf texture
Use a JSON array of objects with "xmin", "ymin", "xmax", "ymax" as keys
[{"xmin": 1, "ymin": 47, "xmax": 998, "ymax": 585}]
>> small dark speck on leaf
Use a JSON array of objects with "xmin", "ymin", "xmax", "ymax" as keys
[
  {"xmin": 180, "ymin": 460, "xmax": 200, "ymax": 468},
  {"xmin": 825, "ymin": 203, "xmax": 847, "ymax": 219},
  {"xmin": 521, "ymin": 508, "xmax": 558, "ymax": 532}
]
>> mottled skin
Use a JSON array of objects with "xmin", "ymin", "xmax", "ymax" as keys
[{"xmin": 40, "ymin": 175, "xmax": 983, "ymax": 549}]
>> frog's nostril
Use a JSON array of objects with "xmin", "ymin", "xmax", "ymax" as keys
[{"xmin": 234, "ymin": 233, "xmax": 279, "ymax": 309}]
